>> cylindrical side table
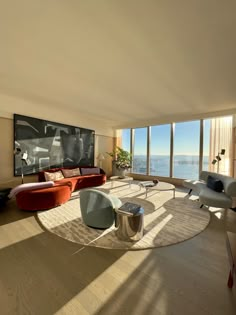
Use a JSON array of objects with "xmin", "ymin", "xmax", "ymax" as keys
[{"xmin": 115, "ymin": 207, "xmax": 144, "ymax": 242}]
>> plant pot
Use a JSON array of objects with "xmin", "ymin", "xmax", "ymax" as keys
[{"xmin": 116, "ymin": 168, "xmax": 127, "ymax": 179}]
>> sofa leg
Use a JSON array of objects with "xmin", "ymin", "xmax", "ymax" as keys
[
  {"xmin": 200, "ymin": 204, "xmax": 204, "ymax": 208},
  {"xmin": 188, "ymin": 189, "xmax": 192, "ymax": 195}
]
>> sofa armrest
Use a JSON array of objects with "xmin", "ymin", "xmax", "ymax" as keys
[
  {"xmin": 8, "ymin": 181, "xmax": 55, "ymax": 198},
  {"xmin": 222, "ymin": 177, "xmax": 236, "ymax": 197}
]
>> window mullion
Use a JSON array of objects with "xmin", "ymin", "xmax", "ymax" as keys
[
  {"xmin": 199, "ymin": 120, "xmax": 203, "ymax": 176},
  {"xmin": 147, "ymin": 126, "xmax": 150, "ymax": 175},
  {"xmin": 170, "ymin": 123, "xmax": 174, "ymax": 177}
]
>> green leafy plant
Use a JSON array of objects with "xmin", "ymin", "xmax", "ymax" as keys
[{"xmin": 107, "ymin": 146, "xmax": 132, "ymax": 170}]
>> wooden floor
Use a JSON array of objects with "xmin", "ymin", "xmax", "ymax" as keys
[{"xmin": 0, "ymin": 187, "xmax": 236, "ymax": 315}]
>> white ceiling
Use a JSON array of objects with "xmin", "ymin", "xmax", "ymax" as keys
[{"xmin": 1, "ymin": 0, "xmax": 236, "ymax": 129}]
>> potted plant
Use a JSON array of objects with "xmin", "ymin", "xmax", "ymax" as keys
[{"xmin": 107, "ymin": 146, "xmax": 132, "ymax": 178}]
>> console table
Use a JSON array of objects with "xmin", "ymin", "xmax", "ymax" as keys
[{"xmin": 226, "ymin": 231, "xmax": 236, "ymax": 288}]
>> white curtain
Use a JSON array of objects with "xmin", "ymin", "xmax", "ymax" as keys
[{"xmin": 209, "ymin": 116, "xmax": 233, "ymax": 175}]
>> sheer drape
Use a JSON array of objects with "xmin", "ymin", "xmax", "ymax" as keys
[{"xmin": 209, "ymin": 116, "xmax": 233, "ymax": 175}]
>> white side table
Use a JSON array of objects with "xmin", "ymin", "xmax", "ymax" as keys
[{"xmin": 109, "ymin": 176, "xmax": 133, "ymax": 188}]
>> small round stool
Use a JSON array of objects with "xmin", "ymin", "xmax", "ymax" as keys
[{"xmin": 16, "ymin": 182, "xmax": 72, "ymax": 211}]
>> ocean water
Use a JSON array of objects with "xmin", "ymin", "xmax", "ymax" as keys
[{"xmin": 133, "ymin": 155, "xmax": 209, "ymax": 180}]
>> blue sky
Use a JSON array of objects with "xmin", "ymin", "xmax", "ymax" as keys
[{"xmin": 122, "ymin": 119, "xmax": 210, "ymax": 155}]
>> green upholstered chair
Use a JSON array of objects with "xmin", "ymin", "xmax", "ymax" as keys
[{"xmin": 79, "ymin": 188, "xmax": 122, "ymax": 229}]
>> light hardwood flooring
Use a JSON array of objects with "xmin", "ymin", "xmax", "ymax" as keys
[{"xmin": 0, "ymin": 186, "xmax": 236, "ymax": 315}]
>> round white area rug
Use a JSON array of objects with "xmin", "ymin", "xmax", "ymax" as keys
[{"xmin": 37, "ymin": 183, "xmax": 211, "ymax": 250}]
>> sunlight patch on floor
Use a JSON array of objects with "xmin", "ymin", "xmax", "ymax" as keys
[
  {"xmin": 143, "ymin": 214, "xmax": 173, "ymax": 242},
  {"xmin": 214, "ymin": 212, "xmax": 223, "ymax": 219},
  {"xmin": 58, "ymin": 250, "xmax": 165, "ymax": 314}
]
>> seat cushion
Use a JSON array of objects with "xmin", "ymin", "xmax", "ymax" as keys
[{"xmin": 199, "ymin": 187, "xmax": 232, "ymax": 208}]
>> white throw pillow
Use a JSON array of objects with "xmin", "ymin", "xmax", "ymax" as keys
[
  {"xmin": 8, "ymin": 181, "xmax": 54, "ymax": 199},
  {"xmin": 44, "ymin": 170, "xmax": 64, "ymax": 181},
  {"xmin": 62, "ymin": 168, "xmax": 81, "ymax": 178}
]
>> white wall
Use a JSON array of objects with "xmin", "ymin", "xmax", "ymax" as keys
[{"xmin": 0, "ymin": 92, "xmax": 114, "ymax": 137}]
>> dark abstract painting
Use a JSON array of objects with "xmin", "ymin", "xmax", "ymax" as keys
[{"xmin": 14, "ymin": 114, "xmax": 95, "ymax": 176}]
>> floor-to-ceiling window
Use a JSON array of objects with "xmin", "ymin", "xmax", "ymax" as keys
[
  {"xmin": 150, "ymin": 124, "xmax": 171, "ymax": 177},
  {"xmin": 120, "ymin": 129, "xmax": 131, "ymax": 153},
  {"xmin": 119, "ymin": 114, "xmax": 233, "ymax": 179},
  {"xmin": 202, "ymin": 119, "xmax": 211, "ymax": 171},
  {"xmin": 133, "ymin": 127, "xmax": 147, "ymax": 174},
  {"xmin": 173, "ymin": 120, "xmax": 200, "ymax": 179}
]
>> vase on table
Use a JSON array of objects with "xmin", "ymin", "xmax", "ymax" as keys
[{"xmin": 116, "ymin": 168, "xmax": 127, "ymax": 179}]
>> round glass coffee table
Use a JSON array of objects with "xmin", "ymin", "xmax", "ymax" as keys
[
  {"xmin": 139, "ymin": 181, "xmax": 175, "ymax": 198},
  {"xmin": 109, "ymin": 176, "xmax": 133, "ymax": 188}
]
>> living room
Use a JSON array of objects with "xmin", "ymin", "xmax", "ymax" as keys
[{"xmin": 1, "ymin": 1, "xmax": 236, "ymax": 314}]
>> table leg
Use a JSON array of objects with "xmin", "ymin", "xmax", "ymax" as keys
[{"xmin": 173, "ymin": 188, "xmax": 175, "ymax": 199}]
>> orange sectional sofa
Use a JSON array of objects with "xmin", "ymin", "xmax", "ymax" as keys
[{"xmin": 15, "ymin": 166, "xmax": 106, "ymax": 211}]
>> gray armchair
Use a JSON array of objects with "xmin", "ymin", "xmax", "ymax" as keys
[
  {"xmin": 183, "ymin": 171, "xmax": 236, "ymax": 209},
  {"xmin": 79, "ymin": 188, "xmax": 122, "ymax": 229}
]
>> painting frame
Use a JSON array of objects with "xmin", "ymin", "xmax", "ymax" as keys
[{"xmin": 14, "ymin": 114, "xmax": 95, "ymax": 177}]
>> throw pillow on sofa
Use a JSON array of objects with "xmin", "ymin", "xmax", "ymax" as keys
[
  {"xmin": 207, "ymin": 175, "xmax": 224, "ymax": 193},
  {"xmin": 62, "ymin": 168, "xmax": 81, "ymax": 177},
  {"xmin": 44, "ymin": 170, "xmax": 64, "ymax": 181},
  {"xmin": 80, "ymin": 167, "xmax": 100, "ymax": 175}
]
